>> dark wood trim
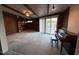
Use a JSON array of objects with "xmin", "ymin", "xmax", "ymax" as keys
[
  {"xmin": 24, "ymin": 4, "xmax": 39, "ymax": 17},
  {"xmin": 47, "ymin": 4, "xmax": 49, "ymax": 15},
  {"xmin": 3, "ymin": 11, "xmax": 27, "ymax": 21},
  {"xmin": 39, "ymin": 12, "xmax": 61, "ymax": 18},
  {"xmin": 39, "ymin": 7, "xmax": 70, "ymax": 18},
  {"xmin": 29, "ymin": 12, "xmax": 62, "ymax": 19},
  {"xmin": 2, "ymin": 4, "xmax": 25, "ymax": 16}
]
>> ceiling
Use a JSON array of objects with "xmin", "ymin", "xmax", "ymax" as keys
[{"xmin": 1, "ymin": 4, "xmax": 70, "ymax": 19}]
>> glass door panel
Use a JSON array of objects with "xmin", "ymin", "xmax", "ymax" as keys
[
  {"xmin": 46, "ymin": 18, "xmax": 51, "ymax": 33},
  {"xmin": 45, "ymin": 17, "xmax": 57, "ymax": 34},
  {"xmin": 50, "ymin": 18, "xmax": 57, "ymax": 34}
]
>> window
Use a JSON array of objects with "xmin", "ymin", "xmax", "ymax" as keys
[{"xmin": 25, "ymin": 20, "xmax": 33, "ymax": 23}]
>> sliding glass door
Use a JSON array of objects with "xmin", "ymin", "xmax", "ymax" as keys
[
  {"xmin": 50, "ymin": 17, "xmax": 57, "ymax": 34},
  {"xmin": 46, "ymin": 18, "xmax": 51, "ymax": 33},
  {"xmin": 39, "ymin": 17, "xmax": 58, "ymax": 34},
  {"xmin": 46, "ymin": 17, "xmax": 57, "ymax": 34},
  {"xmin": 39, "ymin": 18, "xmax": 45, "ymax": 33}
]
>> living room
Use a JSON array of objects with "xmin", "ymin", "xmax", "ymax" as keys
[{"xmin": 0, "ymin": 4, "xmax": 79, "ymax": 55}]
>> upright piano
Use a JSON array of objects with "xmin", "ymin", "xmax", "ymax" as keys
[{"xmin": 55, "ymin": 29, "xmax": 77, "ymax": 55}]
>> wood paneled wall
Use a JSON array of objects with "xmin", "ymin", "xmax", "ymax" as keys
[
  {"xmin": 3, "ymin": 11, "xmax": 39, "ymax": 35},
  {"xmin": 22, "ymin": 18, "xmax": 39, "ymax": 31},
  {"xmin": 57, "ymin": 8, "xmax": 70, "ymax": 31},
  {"xmin": 3, "ymin": 12, "xmax": 18, "ymax": 35}
]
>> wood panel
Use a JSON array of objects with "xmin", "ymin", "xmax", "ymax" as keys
[
  {"xmin": 3, "ymin": 12, "xmax": 18, "ymax": 35},
  {"xmin": 22, "ymin": 18, "xmax": 39, "ymax": 31},
  {"xmin": 57, "ymin": 8, "xmax": 70, "ymax": 31}
]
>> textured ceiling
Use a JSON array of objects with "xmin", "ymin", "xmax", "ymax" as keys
[{"xmin": 1, "ymin": 4, "xmax": 70, "ymax": 18}]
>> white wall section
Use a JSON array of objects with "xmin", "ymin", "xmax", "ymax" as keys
[{"xmin": 0, "ymin": 5, "xmax": 8, "ymax": 53}]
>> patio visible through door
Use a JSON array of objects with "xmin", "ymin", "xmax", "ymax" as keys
[{"xmin": 46, "ymin": 17, "xmax": 58, "ymax": 34}]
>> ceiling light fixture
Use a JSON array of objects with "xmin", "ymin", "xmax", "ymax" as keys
[
  {"xmin": 25, "ymin": 11, "xmax": 32, "ymax": 17},
  {"xmin": 51, "ymin": 4, "xmax": 55, "ymax": 11},
  {"xmin": 25, "ymin": 12, "xmax": 30, "ymax": 17},
  {"xmin": 22, "ymin": 10, "xmax": 32, "ymax": 17}
]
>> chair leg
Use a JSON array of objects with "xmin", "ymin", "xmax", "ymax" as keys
[
  {"xmin": 60, "ymin": 42, "xmax": 63, "ymax": 53},
  {"xmin": 51, "ymin": 39, "xmax": 53, "ymax": 47},
  {"xmin": 56, "ymin": 40, "xmax": 58, "ymax": 48}
]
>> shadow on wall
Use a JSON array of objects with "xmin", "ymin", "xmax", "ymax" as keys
[
  {"xmin": 0, "ymin": 40, "xmax": 2, "ymax": 54},
  {"xmin": 75, "ymin": 32, "xmax": 79, "ymax": 54}
]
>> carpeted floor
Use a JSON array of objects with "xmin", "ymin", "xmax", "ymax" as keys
[{"xmin": 4, "ymin": 31, "xmax": 67, "ymax": 55}]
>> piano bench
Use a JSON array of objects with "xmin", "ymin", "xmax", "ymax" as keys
[{"xmin": 51, "ymin": 36, "xmax": 58, "ymax": 48}]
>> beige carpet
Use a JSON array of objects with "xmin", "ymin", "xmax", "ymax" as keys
[{"xmin": 5, "ymin": 31, "xmax": 67, "ymax": 55}]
